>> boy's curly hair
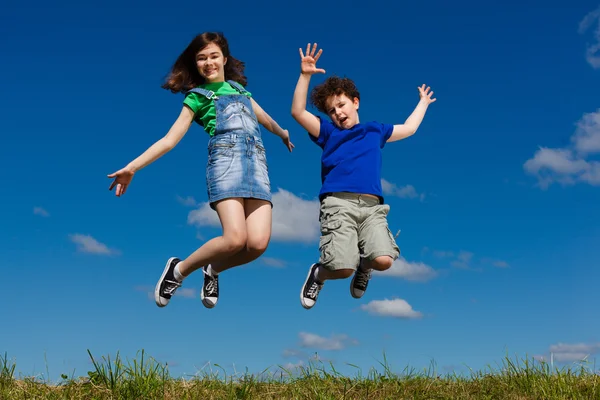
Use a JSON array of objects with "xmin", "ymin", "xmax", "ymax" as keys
[{"xmin": 310, "ymin": 76, "xmax": 360, "ymax": 114}]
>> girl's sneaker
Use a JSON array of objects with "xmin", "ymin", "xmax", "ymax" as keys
[
  {"xmin": 155, "ymin": 257, "xmax": 182, "ymax": 307},
  {"xmin": 201, "ymin": 266, "xmax": 219, "ymax": 308}
]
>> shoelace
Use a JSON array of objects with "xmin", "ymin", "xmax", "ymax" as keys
[
  {"xmin": 355, "ymin": 269, "xmax": 372, "ymax": 288},
  {"xmin": 163, "ymin": 279, "xmax": 181, "ymax": 295},
  {"xmin": 306, "ymin": 282, "xmax": 322, "ymax": 298},
  {"xmin": 203, "ymin": 270, "xmax": 219, "ymax": 296}
]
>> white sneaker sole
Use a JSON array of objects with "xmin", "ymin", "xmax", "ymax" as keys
[
  {"xmin": 154, "ymin": 257, "xmax": 178, "ymax": 307},
  {"xmin": 200, "ymin": 267, "xmax": 217, "ymax": 309},
  {"xmin": 300, "ymin": 263, "xmax": 318, "ymax": 309},
  {"xmin": 350, "ymin": 273, "xmax": 365, "ymax": 299}
]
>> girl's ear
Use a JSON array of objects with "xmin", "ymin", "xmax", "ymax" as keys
[{"xmin": 224, "ymin": 57, "xmax": 227, "ymax": 65}]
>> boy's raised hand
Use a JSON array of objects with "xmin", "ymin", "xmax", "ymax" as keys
[
  {"xmin": 299, "ymin": 43, "xmax": 326, "ymax": 75},
  {"xmin": 418, "ymin": 84, "xmax": 437, "ymax": 105}
]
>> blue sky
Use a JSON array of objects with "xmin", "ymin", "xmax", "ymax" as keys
[{"xmin": 2, "ymin": 0, "xmax": 599, "ymax": 381}]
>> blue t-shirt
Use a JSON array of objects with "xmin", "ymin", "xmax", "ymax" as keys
[{"xmin": 309, "ymin": 118, "xmax": 394, "ymax": 201}]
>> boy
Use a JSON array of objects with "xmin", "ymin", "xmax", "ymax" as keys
[{"xmin": 291, "ymin": 43, "xmax": 436, "ymax": 309}]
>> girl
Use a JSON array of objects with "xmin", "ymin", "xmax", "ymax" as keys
[{"xmin": 108, "ymin": 32, "xmax": 293, "ymax": 309}]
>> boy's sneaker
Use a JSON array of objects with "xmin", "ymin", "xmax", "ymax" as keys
[
  {"xmin": 300, "ymin": 263, "xmax": 324, "ymax": 309},
  {"xmin": 200, "ymin": 266, "xmax": 219, "ymax": 308},
  {"xmin": 350, "ymin": 267, "xmax": 372, "ymax": 299},
  {"xmin": 155, "ymin": 257, "xmax": 182, "ymax": 307}
]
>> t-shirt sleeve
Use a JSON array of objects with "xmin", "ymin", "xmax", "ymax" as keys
[
  {"xmin": 183, "ymin": 92, "xmax": 203, "ymax": 115},
  {"xmin": 379, "ymin": 122, "xmax": 394, "ymax": 148},
  {"xmin": 308, "ymin": 117, "xmax": 334, "ymax": 148}
]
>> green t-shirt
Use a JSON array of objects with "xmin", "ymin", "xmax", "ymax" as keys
[{"xmin": 183, "ymin": 81, "xmax": 252, "ymax": 136}]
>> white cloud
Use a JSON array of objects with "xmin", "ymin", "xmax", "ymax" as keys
[
  {"xmin": 187, "ymin": 188, "xmax": 320, "ymax": 243},
  {"xmin": 433, "ymin": 250, "xmax": 454, "ymax": 259},
  {"xmin": 33, "ymin": 207, "xmax": 49, "ymax": 217},
  {"xmin": 261, "ymin": 257, "xmax": 287, "ymax": 268},
  {"xmin": 547, "ymin": 342, "xmax": 600, "ymax": 362},
  {"xmin": 187, "ymin": 203, "xmax": 220, "ymax": 227},
  {"xmin": 360, "ymin": 298, "xmax": 423, "ymax": 319},
  {"xmin": 69, "ymin": 234, "xmax": 119, "ymax": 255},
  {"xmin": 451, "ymin": 250, "xmax": 474, "ymax": 269},
  {"xmin": 374, "ymin": 256, "xmax": 438, "ymax": 282},
  {"xmin": 176, "ymin": 195, "xmax": 198, "ymax": 207},
  {"xmin": 281, "ymin": 361, "xmax": 304, "ymax": 370},
  {"xmin": 492, "ymin": 260, "xmax": 509, "ymax": 268},
  {"xmin": 579, "ymin": 6, "xmax": 600, "ymax": 69},
  {"xmin": 298, "ymin": 332, "xmax": 358, "ymax": 351},
  {"xmin": 524, "ymin": 110, "xmax": 600, "ymax": 188},
  {"xmin": 282, "ymin": 348, "xmax": 304, "ymax": 358},
  {"xmin": 175, "ymin": 288, "xmax": 196, "ymax": 299},
  {"xmin": 381, "ymin": 179, "xmax": 424, "ymax": 200},
  {"xmin": 574, "ymin": 109, "xmax": 600, "ymax": 155}
]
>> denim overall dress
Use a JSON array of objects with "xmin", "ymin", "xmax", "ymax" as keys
[{"xmin": 186, "ymin": 80, "xmax": 272, "ymax": 209}]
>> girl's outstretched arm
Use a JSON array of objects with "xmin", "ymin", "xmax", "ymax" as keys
[
  {"xmin": 251, "ymin": 98, "xmax": 294, "ymax": 152},
  {"xmin": 387, "ymin": 85, "xmax": 436, "ymax": 143},
  {"xmin": 107, "ymin": 106, "xmax": 195, "ymax": 196}
]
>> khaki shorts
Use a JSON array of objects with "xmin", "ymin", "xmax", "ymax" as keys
[{"xmin": 318, "ymin": 192, "xmax": 400, "ymax": 271}]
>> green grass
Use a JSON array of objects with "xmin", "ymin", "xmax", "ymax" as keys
[{"xmin": 0, "ymin": 350, "xmax": 598, "ymax": 399}]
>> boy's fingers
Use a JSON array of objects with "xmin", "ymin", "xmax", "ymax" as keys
[{"xmin": 314, "ymin": 49, "xmax": 323, "ymax": 62}]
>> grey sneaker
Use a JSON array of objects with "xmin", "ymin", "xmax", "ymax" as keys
[
  {"xmin": 350, "ymin": 267, "xmax": 372, "ymax": 299},
  {"xmin": 300, "ymin": 263, "xmax": 324, "ymax": 309},
  {"xmin": 155, "ymin": 257, "xmax": 182, "ymax": 307},
  {"xmin": 200, "ymin": 266, "xmax": 219, "ymax": 308}
]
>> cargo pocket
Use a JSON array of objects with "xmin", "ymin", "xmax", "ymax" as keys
[
  {"xmin": 386, "ymin": 226, "xmax": 400, "ymax": 256},
  {"xmin": 319, "ymin": 234, "xmax": 334, "ymax": 265}
]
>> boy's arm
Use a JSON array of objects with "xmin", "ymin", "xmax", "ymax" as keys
[
  {"xmin": 291, "ymin": 43, "xmax": 326, "ymax": 138},
  {"xmin": 291, "ymin": 73, "xmax": 320, "ymax": 138},
  {"xmin": 387, "ymin": 84, "xmax": 436, "ymax": 143}
]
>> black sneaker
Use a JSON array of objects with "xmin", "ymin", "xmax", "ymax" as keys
[
  {"xmin": 300, "ymin": 263, "xmax": 324, "ymax": 309},
  {"xmin": 200, "ymin": 266, "xmax": 219, "ymax": 308},
  {"xmin": 350, "ymin": 267, "xmax": 372, "ymax": 299},
  {"xmin": 154, "ymin": 257, "xmax": 182, "ymax": 307}
]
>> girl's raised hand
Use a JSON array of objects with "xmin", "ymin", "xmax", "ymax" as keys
[
  {"xmin": 299, "ymin": 43, "xmax": 325, "ymax": 75},
  {"xmin": 107, "ymin": 167, "xmax": 135, "ymax": 197},
  {"xmin": 418, "ymin": 84, "xmax": 437, "ymax": 105}
]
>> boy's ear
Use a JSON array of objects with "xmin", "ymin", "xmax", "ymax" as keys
[{"xmin": 353, "ymin": 97, "xmax": 360, "ymax": 110}]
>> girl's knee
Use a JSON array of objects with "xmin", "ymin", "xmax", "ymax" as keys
[
  {"xmin": 223, "ymin": 230, "xmax": 247, "ymax": 253},
  {"xmin": 246, "ymin": 233, "xmax": 270, "ymax": 255}
]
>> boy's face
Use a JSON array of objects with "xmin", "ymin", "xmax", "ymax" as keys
[{"xmin": 325, "ymin": 94, "xmax": 359, "ymax": 129}]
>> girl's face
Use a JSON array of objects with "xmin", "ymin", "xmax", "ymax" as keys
[
  {"xmin": 196, "ymin": 43, "xmax": 227, "ymax": 83},
  {"xmin": 325, "ymin": 94, "xmax": 360, "ymax": 129}
]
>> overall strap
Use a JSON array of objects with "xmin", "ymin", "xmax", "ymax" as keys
[
  {"xmin": 227, "ymin": 80, "xmax": 250, "ymax": 96},
  {"xmin": 186, "ymin": 87, "xmax": 218, "ymax": 100}
]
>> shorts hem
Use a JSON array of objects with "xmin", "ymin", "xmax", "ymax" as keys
[
  {"xmin": 319, "ymin": 261, "xmax": 359, "ymax": 272},
  {"xmin": 209, "ymin": 193, "xmax": 273, "ymax": 210},
  {"xmin": 364, "ymin": 251, "xmax": 399, "ymax": 261}
]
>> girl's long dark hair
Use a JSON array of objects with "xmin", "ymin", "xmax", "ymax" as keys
[{"xmin": 162, "ymin": 32, "xmax": 247, "ymax": 93}]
